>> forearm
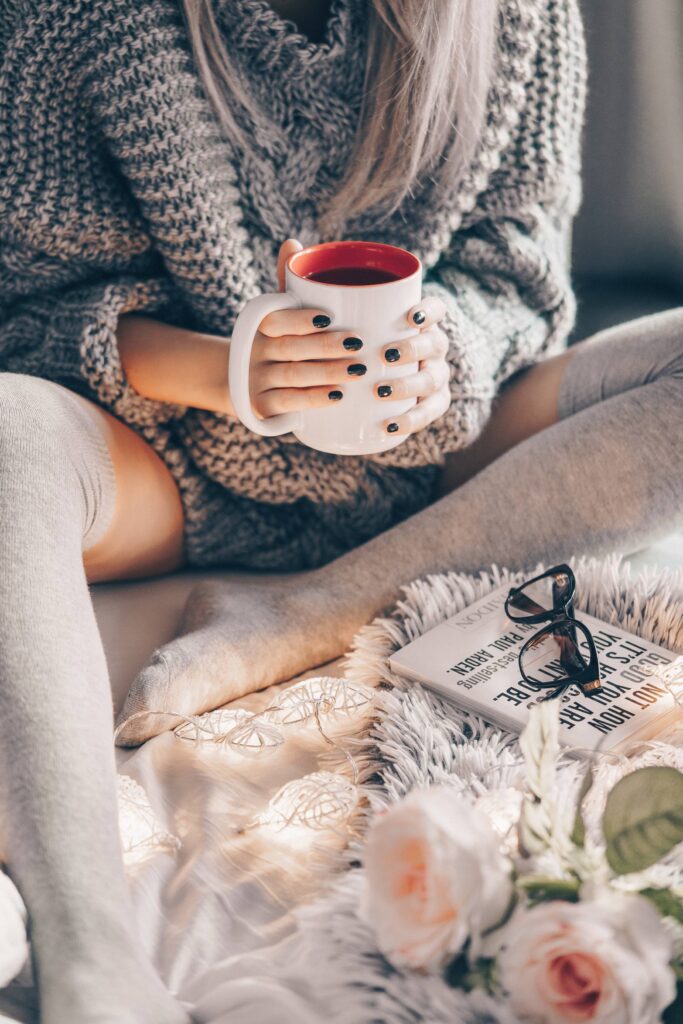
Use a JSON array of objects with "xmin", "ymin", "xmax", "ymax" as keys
[{"xmin": 116, "ymin": 314, "xmax": 234, "ymax": 416}]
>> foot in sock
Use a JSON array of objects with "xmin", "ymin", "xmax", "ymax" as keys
[{"xmin": 115, "ymin": 574, "xmax": 360, "ymax": 746}]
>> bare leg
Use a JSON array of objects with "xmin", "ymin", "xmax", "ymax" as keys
[
  {"xmin": 122, "ymin": 310, "xmax": 683, "ymax": 742},
  {"xmin": 0, "ymin": 373, "xmax": 187, "ymax": 1023}
]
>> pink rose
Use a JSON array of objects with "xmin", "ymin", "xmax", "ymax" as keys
[
  {"xmin": 496, "ymin": 895, "xmax": 675, "ymax": 1024},
  {"xmin": 360, "ymin": 786, "xmax": 512, "ymax": 971}
]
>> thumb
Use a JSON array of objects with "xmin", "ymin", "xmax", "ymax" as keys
[{"xmin": 277, "ymin": 238, "xmax": 303, "ymax": 292}]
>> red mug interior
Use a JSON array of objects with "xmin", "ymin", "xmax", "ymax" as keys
[{"xmin": 287, "ymin": 241, "xmax": 420, "ymax": 287}]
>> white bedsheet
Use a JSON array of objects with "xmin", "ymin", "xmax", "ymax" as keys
[{"xmin": 0, "ymin": 659, "xmax": 372, "ymax": 1024}]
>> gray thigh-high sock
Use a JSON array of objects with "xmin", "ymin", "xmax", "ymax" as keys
[
  {"xmin": 0, "ymin": 374, "xmax": 187, "ymax": 1024},
  {"xmin": 121, "ymin": 309, "xmax": 683, "ymax": 752},
  {"xmin": 318, "ymin": 308, "xmax": 683, "ymax": 618}
]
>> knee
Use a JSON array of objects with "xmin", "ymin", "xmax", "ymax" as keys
[{"xmin": 642, "ymin": 307, "xmax": 683, "ymax": 382}]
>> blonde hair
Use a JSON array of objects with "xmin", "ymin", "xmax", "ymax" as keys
[{"xmin": 180, "ymin": 0, "xmax": 498, "ymax": 234}]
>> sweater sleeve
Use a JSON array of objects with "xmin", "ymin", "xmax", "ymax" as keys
[
  {"xmin": 0, "ymin": 275, "xmax": 188, "ymax": 428},
  {"xmin": 367, "ymin": 0, "xmax": 586, "ymax": 469},
  {"xmin": 0, "ymin": 1, "xmax": 192, "ymax": 428}
]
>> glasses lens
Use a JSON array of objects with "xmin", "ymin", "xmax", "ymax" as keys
[
  {"xmin": 508, "ymin": 570, "xmax": 572, "ymax": 618},
  {"xmin": 520, "ymin": 620, "xmax": 589, "ymax": 687}
]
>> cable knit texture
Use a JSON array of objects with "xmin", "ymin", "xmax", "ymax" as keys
[{"xmin": 0, "ymin": 0, "xmax": 586, "ymax": 569}]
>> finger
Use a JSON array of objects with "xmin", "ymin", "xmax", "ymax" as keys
[
  {"xmin": 406, "ymin": 294, "xmax": 448, "ymax": 330},
  {"xmin": 256, "ymin": 357, "xmax": 367, "ymax": 392},
  {"xmin": 277, "ymin": 238, "xmax": 303, "ymax": 293},
  {"xmin": 255, "ymin": 385, "xmax": 346, "ymax": 418},
  {"xmin": 382, "ymin": 324, "xmax": 448, "ymax": 365},
  {"xmin": 255, "ymin": 329, "xmax": 364, "ymax": 362},
  {"xmin": 259, "ymin": 306, "xmax": 334, "ymax": 337},
  {"xmin": 375, "ymin": 356, "xmax": 449, "ymax": 402},
  {"xmin": 383, "ymin": 383, "xmax": 451, "ymax": 437}
]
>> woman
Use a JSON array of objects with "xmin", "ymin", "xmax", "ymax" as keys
[{"xmin": 0, "ymin": 0, "xmax": 681, "ymax": 1020}]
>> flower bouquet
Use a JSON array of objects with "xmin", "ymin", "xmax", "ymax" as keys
[{"xmin": 360, "ymin": 701, "xmax": 683, "ymax": 1023}]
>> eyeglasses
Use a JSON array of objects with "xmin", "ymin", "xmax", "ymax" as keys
[{"xmin": 504, "ymin": 563, "xmax": 603, "ymax": 702}]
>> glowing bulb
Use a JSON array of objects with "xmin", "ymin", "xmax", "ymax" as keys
[
  {"xmin": 174, "ymin": 707, "xmax": 251, "ymax": 743},
  {"xmin": 259, "ymin": 771, "xmax": 358, "ymax": 831},
  {"xmin": 265, "ymin": 677, "xmax": 374, "ymax": 726},
  {"xmin": 225, "ymin": 716, "xmax": 284, "ymax": 756},
  {"xmin": 117, "ymin": 775, "xmax": 180, "ymax": 868},
  {"xmin": 651, "ymin": 655, "xmax": 683, "ymax": 707}
]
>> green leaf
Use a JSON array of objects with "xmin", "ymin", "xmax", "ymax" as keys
[
  {"xmin": 462, "ymin": 960, "xmax": 497, "ymax": 995},
  {"xmin": 640, "ymin": 887, "xmax": 683, "ymax": 926},
  {"xmin": 445, "ymin": 954, "xmax": 497, "ymax": 995},
  {"xmin": 570, "ymin": 763, "xmax": 594, "ymax": 848},
  {"xmin": 518, "ymin": 874, "xmax": 581, "ymax": 905},
  {"xmin": 603, "ymin": 766, "xmax": 683, "ymax": 875}
]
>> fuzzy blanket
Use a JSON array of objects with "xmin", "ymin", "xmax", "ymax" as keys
[{"xmin": 180, "ymin": 553, "xmax": 683, "ymax": 1024}]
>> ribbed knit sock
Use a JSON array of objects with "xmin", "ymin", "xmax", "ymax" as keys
[
  {"xmin": 117, "ymin": 310, "xmax": 683, "ymax": 746},
  {"xmin": 0, "ymin": 375, "xmax": 189, "ymax": 1023}
]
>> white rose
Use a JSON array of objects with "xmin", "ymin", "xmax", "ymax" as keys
[
  {"xmin": 360, "ymin": 786, "xmax": 512, "ymax": 971},
  {"xmin": 496, "ymin": 894, "xmax": 675, "ymax": 1024},
  {"xmin": 0, "ymin": 871, "xmax": 28, "ymax": 987}
]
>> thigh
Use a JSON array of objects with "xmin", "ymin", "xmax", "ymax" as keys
[
  {"xmin": 64, "ymin": 388, "xmax": 186, "ymax": 582},
  {"xmin": 436, "ymin": 307, "xmax": 683, "ymax": 497}
]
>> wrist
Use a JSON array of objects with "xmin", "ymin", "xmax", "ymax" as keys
[
  {"xmin": 117, "ymin": 315, "xmax": 235, "ymax": 416},
  {"xmin": 193, "ymin": 339, "xmax": 235, "ymax": 417}
]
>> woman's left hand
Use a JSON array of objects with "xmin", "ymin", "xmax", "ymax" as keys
[{"xmin": 376, "ymin": 296, "xmax": 451, "ymax": 437}]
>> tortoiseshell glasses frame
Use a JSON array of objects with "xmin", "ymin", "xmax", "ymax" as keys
[{"xmin": 505, "ymin": 563, "xmax": 603, "ymax": 702}]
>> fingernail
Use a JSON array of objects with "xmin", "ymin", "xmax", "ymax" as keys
[
  {"xmin": 387, "ymin": 422, "xmax": 400, "ymax": 433},
  {"xmin": 412, "ymin": 310, "xmax": 427, "ymax": 325},
  {"xmin": 377, "ymin": 385, "xmax": 393, "ymax": 398},
  {"xmin": 312, "ymin": 314, "xmax": 331, "ymax": 328},
  {"xmin": 328, "ymin": 390, "xmax": 343, "ymax": 401},
  {"xmin": 385, "ymin": 348, "xmax": 400, "ymax": 363},
  {"xmin": 347, "ymin": 363, "xmax": 367, "ymax": 376},
  {"xmin": 342, "ymin": 336, "xmax": 363, "ymax": 351}
]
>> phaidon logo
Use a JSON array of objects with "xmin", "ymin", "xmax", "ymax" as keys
[{"xmin": 450, "ymin": 591, "xmax": 507, "ymax": 633}]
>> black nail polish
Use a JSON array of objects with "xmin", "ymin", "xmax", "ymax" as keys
[
  {"xmin": 328, "ymin": 390, "xmax": 343, "ymax": 401},
  {"xmin": 387, "ymin": 422, "xmax": 400, "ymax": 433},
  {"xmin": 342, "ymin": 336, "xmax": 363, "ymax": 351},
  {"xmin": 347, "ymin": 363, "xmax": 367, "ymax": 376},
  {"xmin": 377, "ymin": 385, "xmax": 393, "ymax": 398},
  {"xmin": 312, "ymin": 314, "xmax": 331, "ymax": 328},
  {"xmin": 412, "ymin": 310, "xmax": 427, "ymax": 325},
  {"xmin": 385, "ymin": 348, "xmax": 400, "ymax": 363}
]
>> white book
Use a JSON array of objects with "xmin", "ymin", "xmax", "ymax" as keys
[{"xmin": 388, "ymin": 584, "xmax": 680, "ymax": 753}]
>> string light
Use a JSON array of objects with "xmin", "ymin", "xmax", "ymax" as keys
[
  {"xmin": 265, "ymin": 677, "xmax": 373, "ymax": 726},
  {"xmin": 651, "ymin": 655, "xmax": 683, "ymax": 707},
  {"xmin": 117, "ymin": 775, "xmax": 180, "ymax": 868},
  {"xmin": 114, "ymin": 678, "xmax": 375, "ymax": 838},
  {"xmin": 168, "ymin": 676, "xmax": 374, "ymax": 764},
  {"xmin": 221, "ymin": 716, "xmax": 285, "ymax": 756},
  {"xmin": 174, "ymin": 707, "xmax": 251, "ymax": 743},
  {"xmin": 258, "ymin": 771, "xmax": 359, "ymax": 832}
]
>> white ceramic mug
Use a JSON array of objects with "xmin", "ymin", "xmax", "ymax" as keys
[{"xmin": 228, "ymin": 240, "xmax": 422, "ymax": 455}]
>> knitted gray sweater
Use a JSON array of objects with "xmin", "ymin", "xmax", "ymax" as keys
[{"xmin": 0, "ymin": 0, "xmax": 586, "ymax": 570}]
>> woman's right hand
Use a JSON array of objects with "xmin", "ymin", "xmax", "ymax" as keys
[{"xmin": 249, "ymin": 238, "xmax": 367, "ymax": 419}]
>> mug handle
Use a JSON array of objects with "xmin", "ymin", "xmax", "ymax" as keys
[{"xmin": 228, "ymin": 290, "xmax": 303, "ymax": 437}]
